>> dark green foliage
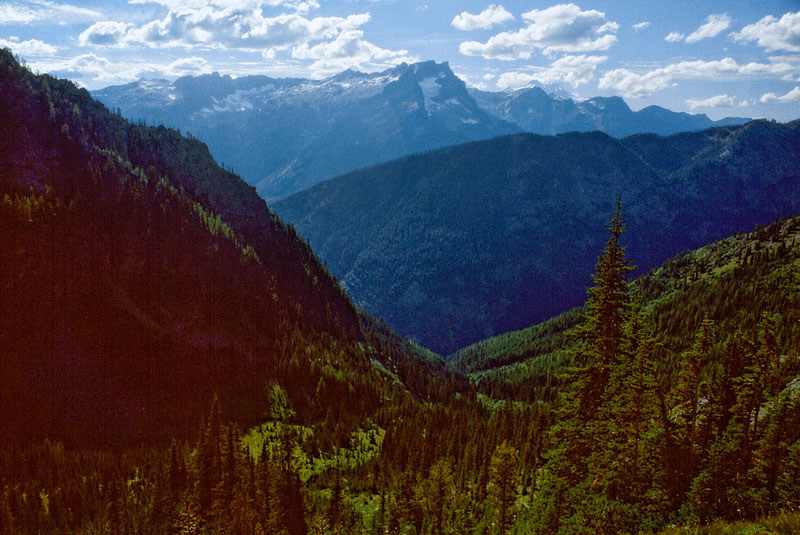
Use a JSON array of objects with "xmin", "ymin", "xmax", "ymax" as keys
[
  {"xmin": 487, "ymin": 441, "xmax": 520, "ymax": 535},
  {"xmin": 2, "ymin": 49, "xmax": 799, "ymax": 535},
  {"xmin": 533, "ymin": 205, "xmax": 666, "ymax": 535},
  {"xmin": 1, "ymin": 47, "xmax": 398, "ymax": 446},
  {"xmin": 275, "ymin": 120, "xmax": 800, "ymax": 354}
]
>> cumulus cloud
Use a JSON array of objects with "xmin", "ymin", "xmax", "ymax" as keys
[
  {"xmin": 29, "ymin": 53, "xmax": 213, "ymax": 85},
  {"xmin": 79, "ymin": 21, "xmax": 133, "ymax": 46},
  {"xmin": 75, "ymin": 1, "xmax": 409, "ymax": 76},
  {"xmin": 0, "ymin": 1, "xmax": 102, "ymax": 25},
  {"xmin": 459, "ymin": 3, "xmax": 618, "ymax": 60},
  {"xmin": 165, "ymin": 56, "xmax": 214, "ymax": 76},
  {"xmin": 80, "ymin": 8, "xmax": 369, "ymax": 51},
  {"xmin": 760, "ymin": 86, "xmax": 800, "ymax": 103},
  {"xmin": 292, "ymin": 28, "xmax": 417, "ymax": 76},
  {"xmin": 497, "ymin": 54, "xmax": 606, "ymax": 89},
  {"xmin": 685, "ymin": 94, "xmax": 736, "ymax": 109},
  {"xmin": 685, "ymin": 14, "xmax": 731, "ymax": 43},
  {"xmin": 599, "ymin": 57, "xmax": 799, "ymax": 98},
  {"xmin": 664, "ymin": 32, "xmax": 685, "ymax": 43},
  {"xmin": 732, "ymin": 11, "xmax": 800, "ymax": 52},
  {"xmin": 0, "ymin": 36, "xmax": 58, "ymax": 56},
  {"xmin": 632, "ymin": 21, "xmax": 650, "ymax": 31},
  {"xmin": 129, "ymin": 0, "xmax": 320, "ymax": 14},
  {"xmin": 451, "ymin": 4, "xmax": 514, "ymax": 31}
]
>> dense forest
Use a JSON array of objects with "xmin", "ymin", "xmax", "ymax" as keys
[
  {"xmin": 275, "ymin": 120, "xmax": 800, "ymax": 354},
  {"xmin": 2, "ymin": 50, "xmax": 799, "ymax": 534}
]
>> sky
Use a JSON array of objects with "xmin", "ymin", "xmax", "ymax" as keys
[{"xmin": 2, "ymin": 0, "xmax": 800, "ymax": 121}]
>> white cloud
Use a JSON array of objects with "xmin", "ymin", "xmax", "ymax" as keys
[
  {"xmin": 451, "ymin": 4, "xmax": 514, "ymax": 31},
  {"xmin": 459, "ymin": 3, "xmax": 618, "ymax": 60},
  {"xmin": 685, "ymin": 94, "xmax": 736, "ymax": 109},
  {"xmin": 599, "ymin": 57, "xmax": 799, "ymax": 98},
  {"xmin": 79, "ymin": 21, "xmax": 133, "ymax": 46},
  {"xmin": 29, "ymin": 53, "xmax": 213, "ymax": 85},
  {"xmin": 732, "ymin": 11, "xmax": 800, "ymax": 52},
  {"xmin": 75, "ymin": 1, "xmax": 410, "ymax": 75},
  {"xmin": 291, "ymin": 28, "xmax": 417, "ymax": 76},
  {"xmin": 664, "ymin": 32, "xmax": 684, "ymax": 43},
  {"xmin": 497, "ymin": 54, "xmax": 606, "ymax": 89},
  {"xmin": 0, "ymin": 36, "xmax": 58, "ymax": 56},
  {"xmin": 0, "ymin": 1, "xmax": 102, "ymax": 25},
  {"xmin": 165, "ymin": 56, "xmax": 213, "ymax": 76},
  {"xmin": 632, "ymin": 21, "xmax": 650, "ymax": 31},
  {"xmin": 760, "ymin": 86, "xmax": 800, "ymax": 103},
  {"xmin": 685, "ymin": 13, "xmax": 730, "ymax": 43},
  {"xmin": 129, "ymin": 0, "xmax": 320, "ymax": 14}
]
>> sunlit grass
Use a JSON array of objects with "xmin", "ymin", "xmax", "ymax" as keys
[{"xmin": 657, "ymin": 511, "xmax": 800, "ymax": 535}]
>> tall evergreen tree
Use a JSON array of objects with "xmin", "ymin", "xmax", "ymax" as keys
[
  {"xmin": 533, "ymin": 202, "xmax": 639, "ymax": 534},
  {"xmin": 487, "ymin": 441, "xmax": 519, "ymax": 535},
  {"xmin": 673, "ymin": 316, "xmax": 715, "ymax": 497}
]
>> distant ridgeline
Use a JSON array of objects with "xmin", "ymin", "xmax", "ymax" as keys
[
  {"xmin": 93, "ymin": 61, "xmax": 518, "ymax": 200},
  {"xmin": 274, "ymin": 121, "xmax": 800, "ymax": 354},
  {"xmin": 92, "ymin": 61, "xmax": 746, "ymax": 200}
]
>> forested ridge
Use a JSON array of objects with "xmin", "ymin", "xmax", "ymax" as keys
[
  {"xmin": 450, "ymin": 215, "xmax": 800, "ymax": 402},
  {"xmin": 2, "ymin": 50, "xmax": 799, "ymax": 534},
  {"xmin": 275, "ymin": 120, "xmax": 800, "ymax": 354}
]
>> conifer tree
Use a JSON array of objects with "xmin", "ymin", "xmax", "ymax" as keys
[
  {"xmin": 488, "ymin": 441, "xmax": 519, "ymax": 535},
  {"xmin": 673, "ymin": 316, "xmax": 714, "ymax": 495},
  {"xmin": 197, "ymin": 396, "xmax": 223, "ymax": 524},
  {"xmin": 533, "ymin": 202, "xmax": 640, "ymax": 534},
  {"xmin": 415, "ymin": 459, "xmax": 456, "ymax": 535}
]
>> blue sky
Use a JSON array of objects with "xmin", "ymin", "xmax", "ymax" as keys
[{"xmin": 2, "ymin": 1, "xmax": 799, "ymax": 120}]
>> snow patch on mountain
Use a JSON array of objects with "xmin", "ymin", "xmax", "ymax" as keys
[{"xmin": 419, "ymin": 76, "xmax": 442, "ymax": 114}]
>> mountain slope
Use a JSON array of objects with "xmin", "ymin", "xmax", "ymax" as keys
[
  {"xmin": 1, "ymin": 49, "xmax": 463, "ymax": 446},
  {"xmin": 93, "ymin": 61, "xmax": 519, "ymax": 200},
  {"xmin": 274, "ymin": 122, "xmax": 800, "ymax": 354},
  {"xmin": 471, "ymin": 86, "xmax": 749, "ymax": 137},
  {"xmin": 449, "ymin": 214, "xmax": 800, "ymax": 401}
]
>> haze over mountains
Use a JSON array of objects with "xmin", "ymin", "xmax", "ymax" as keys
[
  {"xmin": 471, "ymin": 86, "xmax": 749, "ymax": 138},
  {"xmin": 93, "ymin": 60, "xmax": 748, "ymax": 200},
  {"xmin": 274, "ymin": 121, "xmax": 800, "ymax": 354},
  {"xmin": 93, "ymin": 61, "xmax": 517, "ymax": 200}
]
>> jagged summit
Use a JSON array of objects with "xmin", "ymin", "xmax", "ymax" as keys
[
  {"xmin": 94, "ymin": 59, "xmax": 517, "ymax": 200},
  {"xmin": 94, "ymin": 58, "xmax": 749, "ymax": 199}
]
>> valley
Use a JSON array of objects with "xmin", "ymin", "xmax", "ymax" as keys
[
  {"xmin": 274, "ymin": 122, "xmax": 800, "ymax": 354},
  {"xmin": 2, "ymin": 44, "xmax": 799, "ymax": 535}
]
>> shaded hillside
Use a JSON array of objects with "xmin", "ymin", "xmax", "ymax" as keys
[
  {"xmin": 93, "ymin": 61, "xmax": 518, "ymax": 200},
  {"xmin": 274, "ymin": 122, "xmax": 800, "ymax": 354},
  {"xmin": 450, "ymin": 215, "xmax": 800, "ymax": 402},
  {"xmin": 0, "ymin": 49, "xmax": 470, "ymax": 447}
]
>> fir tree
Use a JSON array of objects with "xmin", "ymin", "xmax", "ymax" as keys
[
  {"xmin": 533, "ymin": 202, "xmax": 640, "ymax": 534},
  {"xmin": 487, "ymin": 441, "xmax": 519, "ymax": 535}
]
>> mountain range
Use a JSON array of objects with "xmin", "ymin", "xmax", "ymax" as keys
[
  {"xmin": 274, "ymin": 121, "xmax": 800, "ymax": 354},
  {"xmin": 471, "ymin": 86, "xmax": 749, "ymax": 137},
  {"xmin": 93, "ymin": 61, "xmax": 517, "ymax": 200},
  {"xmin": 93, "ymin": 60, "xmax": 748, "ymax": 200}
]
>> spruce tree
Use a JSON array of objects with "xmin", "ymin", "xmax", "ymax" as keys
[
  {"xmin": 488, "ymin": 441, "xmax": 520, "ymax": 535},
  {"xmin": 533, "ymin": 202, "xmax": 639, "ymax": 535}
]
